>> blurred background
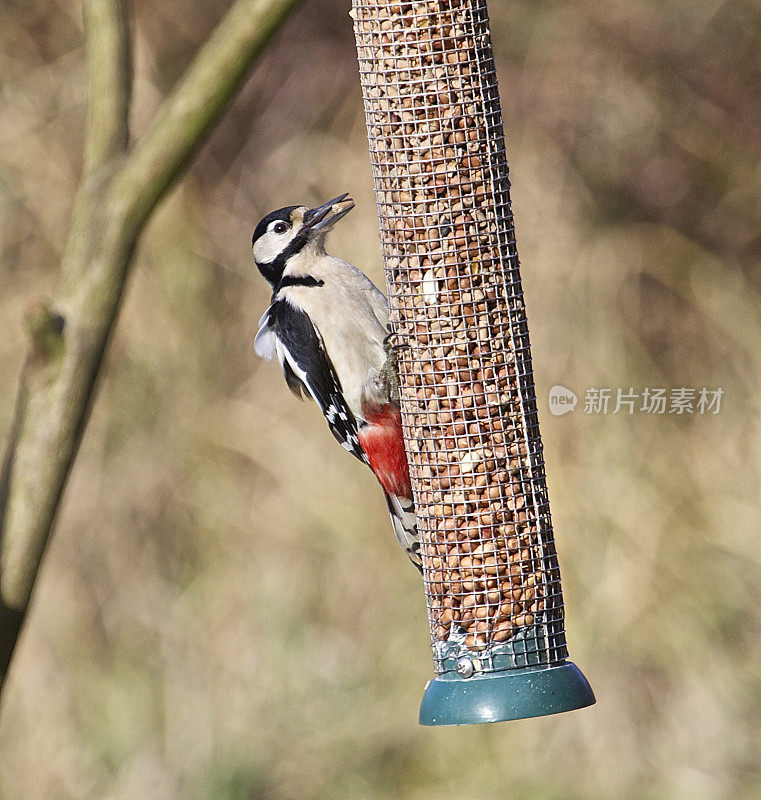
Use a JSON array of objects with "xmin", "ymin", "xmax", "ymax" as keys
[{"xmin": 2, "ymin": 0, "xmax": 761, "ymax": 797}]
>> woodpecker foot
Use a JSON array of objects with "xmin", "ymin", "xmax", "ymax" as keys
[
  {"xmin": 381, "ymin": 331, "xmax": 407, "ymax": 405},
  {"xmin": 383, "ymin": 329, "xmax": 409, "ymax": 355}
]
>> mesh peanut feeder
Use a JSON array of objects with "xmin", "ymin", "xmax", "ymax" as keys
[{"xmin": 351, "ymin": 0, "xmax": 594, "ymax": 725}]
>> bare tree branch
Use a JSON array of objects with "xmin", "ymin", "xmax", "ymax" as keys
[
  {"xmin": 112, "ymin": 0, "xmax": 302, "ymax": 234},
  {"xmin": 0, "ymin": 0, "xmax": 132, "ymax": 663},
  {"xmin": 0, "ymin": 0, "xmax": 301, "ymax": 698},
  {"xmin": 83, "ymin": 0, "xmax": 131, "ymax": 172}
]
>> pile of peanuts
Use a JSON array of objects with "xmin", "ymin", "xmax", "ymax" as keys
[{"xmin": 352, "ymin": 0, "xmax": 565, "ymax": 657}]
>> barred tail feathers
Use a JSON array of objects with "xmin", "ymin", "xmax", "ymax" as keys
[{"xmin": 385, "ymin": 491, "xmax": 422, "ymax": 572}]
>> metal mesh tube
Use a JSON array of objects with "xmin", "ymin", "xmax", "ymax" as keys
[{"xmin": 352, "ymin": 0, "xmax": 568, "ymax": 674}]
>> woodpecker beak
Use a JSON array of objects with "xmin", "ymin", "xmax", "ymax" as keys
[{"xmin": 302, "ymin": 194, "xmax": 355, "ymax": 234}]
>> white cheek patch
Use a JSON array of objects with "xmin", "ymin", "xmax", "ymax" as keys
[
  {"xmin": 253, "ymin": 231, "xmax": 285, "ymax": 264},
  {"xmin": 253, "ymin": 220, "xmax": 303, "ymax": 265}
]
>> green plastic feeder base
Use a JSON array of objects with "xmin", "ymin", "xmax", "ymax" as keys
[{"xmin": 419, "ymin": 661, "xmax": 595, "ymax": 726}]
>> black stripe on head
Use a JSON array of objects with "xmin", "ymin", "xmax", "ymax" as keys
[
  {"xmin": 259, "ymin": 234, "xmax": 310, "ymax": 287},
  {"xmin": 252, "ymin": 205, "xmax": 313, "ymax": 288},
  {"xmin": 252, "ymin": 206, "xmax": 298, "ymax": 246}
]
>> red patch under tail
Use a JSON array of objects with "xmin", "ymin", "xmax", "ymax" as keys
[{"xmin": 358, "ymin": 404, "xmax": 412, "ymax": 499}]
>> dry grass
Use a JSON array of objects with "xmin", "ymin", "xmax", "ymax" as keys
[{"xmin": 1, "ymin": 0, "xmax": 760, "ymax": 798}]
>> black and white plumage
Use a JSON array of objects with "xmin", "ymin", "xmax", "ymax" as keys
[
  {"xmin": 255, "ymin": 299, "xmax": 366, "ymax": 462},
  {"xmin": 252, "ymin": 195, "xmax": 421, "ymax": 571}
]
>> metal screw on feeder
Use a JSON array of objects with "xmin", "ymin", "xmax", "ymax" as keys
[{"xmin": 351, "ymin": 0, "xmax": 595, "ymax": 725}]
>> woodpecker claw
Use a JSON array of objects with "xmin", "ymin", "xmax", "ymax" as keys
[
  {"xmin": 380, "ymin": 331, "xmax": 405, "ymax": 405},
  {"xmin": 383, "ymin": 329, "xmax": 409, "ymax": 353}
]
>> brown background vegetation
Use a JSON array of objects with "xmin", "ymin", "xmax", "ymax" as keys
[{"xmin": 1, "ymin": 0, "xmax": 760, "ymax": 797}]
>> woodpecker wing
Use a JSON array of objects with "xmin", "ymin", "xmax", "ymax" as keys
[{"xmin": 256, "ymin": 299, "xmax": 368, "ymax": 464}]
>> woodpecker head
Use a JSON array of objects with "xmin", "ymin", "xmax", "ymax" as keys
[{"xmin": 252, "ymin": 194, "xmax": 355, "ymax": 286}]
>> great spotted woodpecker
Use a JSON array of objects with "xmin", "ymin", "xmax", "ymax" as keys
[{"xmin": 252, "ymin": 195, "xmax": 422, "ymax": 571}]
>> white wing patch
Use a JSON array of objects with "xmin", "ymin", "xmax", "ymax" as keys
[
  {"xmin": 275, "ymin": 338, "xmax": 306, "ymax": 392},
  {"xmin": 254, "ymin": 305, "xmax": 278, "ymax": 360},
  {"xmin": 254, "ymin": 297, "xmax": 368, "ymax": 464}
]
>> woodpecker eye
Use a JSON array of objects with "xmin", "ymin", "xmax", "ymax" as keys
[{"xmin": 273, "ymin": 221, "xmax": 288, "ymax": 234}]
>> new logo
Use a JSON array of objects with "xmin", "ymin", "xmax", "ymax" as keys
[{"xmin": 548, "ymin": 385, "xmax": 577, "ymax": 416}]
